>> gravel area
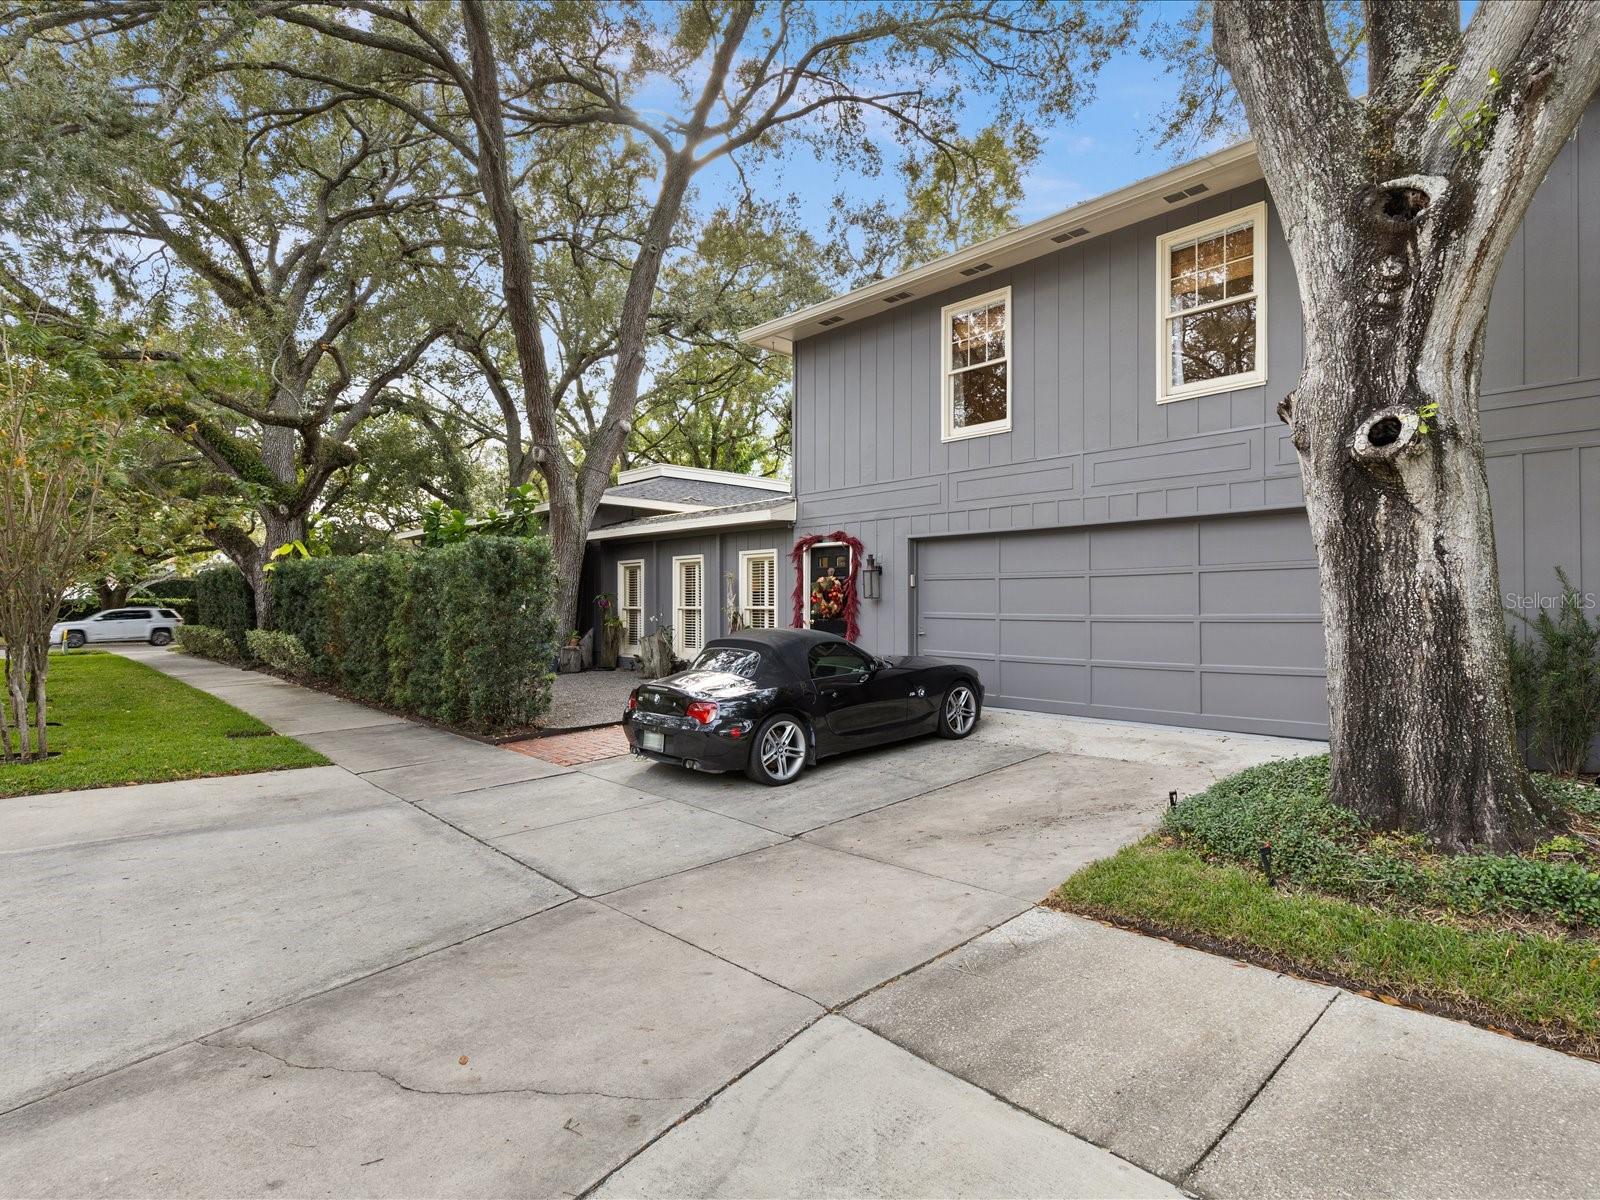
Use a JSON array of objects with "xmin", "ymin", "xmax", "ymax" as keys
[{"xmin": 542, "ymin": 669, "xmax": 639, "ymax": 731}]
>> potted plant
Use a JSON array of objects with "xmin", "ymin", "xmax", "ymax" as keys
[
  {"xmin": 597, "ymin": 593, "xmax": 623, "ymax": 670},
  {"xmin": 557, "ymin": 629, "xmax": 583, "ymax": 674}
]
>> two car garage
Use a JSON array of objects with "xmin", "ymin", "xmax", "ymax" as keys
[{"xmin": 912, "ymin": 510, "xmax": 1328, "ymax": 740}]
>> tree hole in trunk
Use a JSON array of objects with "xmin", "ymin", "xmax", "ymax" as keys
[
  {"xmin": 1349, "ymin": 406, "xmax": 1421, "ymax": 463},
  {"xmin": 1367, "ymin": 416, "xmax": 1403, "ymax": 447},
  {"xmin": 1381, "ymin": 187, "xmax": 1430, "ymax": 221}
]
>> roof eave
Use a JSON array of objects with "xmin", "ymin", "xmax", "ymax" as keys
[
  {"xmin": 740, "ymin": 138, "xmax": 1261, "ymax": 355},
  {"xmin": 584, "ymin": 500, "xmax": 797, "ymax": 542}
]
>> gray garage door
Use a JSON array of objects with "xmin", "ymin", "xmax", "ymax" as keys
[{"xmin": 913, "ymin": 511, "xmax": 1328, "ymax": 739}]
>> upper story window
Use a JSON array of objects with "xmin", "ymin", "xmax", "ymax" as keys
[
  {"xmin": 1156, "ymin": 201, "xmax": 1268, "ymax": 403},
  {"xmin": 941, "ymin": 286, "xmax": 1012, "ymax": 441}
]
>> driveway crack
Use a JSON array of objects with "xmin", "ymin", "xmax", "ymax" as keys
[{"xmin": 206, "ymin": 1040, "xmax": 690, "ymax": 1103}]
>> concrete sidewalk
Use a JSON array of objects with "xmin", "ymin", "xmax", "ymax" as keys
[{"xmin": 5, "ymin": 646, "xmax": 1597, "ymax": 1198}]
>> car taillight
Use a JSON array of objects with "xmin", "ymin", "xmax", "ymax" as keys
[
  {"xmin": 686, "ymin": 700, "xmax": 719, "ymax": 725},
  {"xmin": 627, "ymin": 691, "xmax": 638, "ymax": 711}
]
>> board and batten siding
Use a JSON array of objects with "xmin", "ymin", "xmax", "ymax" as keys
[
  {"xmin": 793, "ymin": 96, "xmax": 1600, "ymax": 659},
  {"xmin": 593, "ymin": 526, "xmax": 791, "ymax": 654}
]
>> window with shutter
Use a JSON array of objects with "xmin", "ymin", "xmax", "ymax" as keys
[
  {"xmin": 673, "ymin": 555, "xmax": 704, "ymax": 658},
  {"xmin": 618, "ymin": 560, "xmax": 644, "ymax": 654},
  {"xmin": 741, "ymin": 550, "xmax": 778, "ymax": 629}
]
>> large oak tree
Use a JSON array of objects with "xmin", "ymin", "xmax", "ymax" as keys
[
  {"xmin": 1203, "ymin": 0, "xmax": 1600, "ymax": 848},
  {"xmin": 0, "ymin": 11, "xmax": 456, "ymax": 619},
  {"xmin": 235, "ymin": 0, "xmax": 1135, "ymax": 632}
]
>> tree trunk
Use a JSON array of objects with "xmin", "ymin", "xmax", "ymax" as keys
[
  {"xmin": 549, "ymin": 536, "xmax": 583, "ymax": 647},
  {"xmin": 30, "ymin": 637, "xmax": 47, "ymax": 757},
  {"xmin": 238, "ymin": 510, "xmax": 305, "ymax": 630},
  {"xmin": 1293, "ymin": 314, "xmax": 1545, "ymax": 850},
  {"xmin": 1208, "ymin": 0, "xmax": 1600, "ymax": 851}
]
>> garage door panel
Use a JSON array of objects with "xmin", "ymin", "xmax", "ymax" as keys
[
  {"xmin": 918, "ymin": 575, "xmax": 999, "ymax": 615},
  {"xmin": 999, "ymin": 528, "xmax": 1087, "ymax": 573},
  {"xmin": 1202, "ymin": 670, "xmax": 1325, "ymax": 725},
  {"xmin": 1089, "ymin": 522, "xmax": 1196, "ymax": 570},
  {"xmin": 1200, "ymin": 566, "xmax": 1320, "ymax": 615},
  {"xmin": 1000, "ymin": 617, "xmax": 1086, "ymax": 659},
  {"xmin": 1200, "ymin": 510, "xmax": 1316, "ymax": 565},
  {"xmin": 999, "ymin": 575, "xmax": 1087, "ymax": 616},
  {"xmin": 914, "ymin": 514, "xmax": 1328, "ymax": 738},
  {"xmin": 920, "ymin": 536, "xmax": 997, "ymax": 576},
  {"xmin": 1090, "ymin": 572, "xmax": 1198, "ymax": 617},
  {"xmin": 999, "ymin": 661, "xmax": 1088, "ymax": 706},
  {"xmin": 1201, "ymin": 621, "xmax": 1325, "ymax": 670},
  {"xmin": 1092, "ymin": 665, "xmax": 1198, "ymax": 714},
  {"xmin": 919, "ymin": 615, "xmax": 994, "ymax": 657},
  {"xmin": 1092, "ymin": 620, "xmax": 1195, "ymax": 666}
]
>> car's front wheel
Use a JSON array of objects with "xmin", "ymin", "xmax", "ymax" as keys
[
  {"xmin": 746, "ymin": 713, "xmax": 808, "ymax": 786},
  {"xmin": 937, "ymin": 683, "xmax": 980, "ymax": 739},
  {"xmin": 149, "ymin": 629, "xmax": 173, "ymax": 647},
  {"xmin": 65, "ymin": 631, "xmax": 86, "ymax": 649}
]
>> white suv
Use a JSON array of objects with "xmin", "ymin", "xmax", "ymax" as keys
[{"xmin": 52, "ymin": 606, "xmax": 183, "ymax": 649}]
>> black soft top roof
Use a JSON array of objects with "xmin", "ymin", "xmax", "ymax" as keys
[{"xmin": 703, "ymin": 627, "xmax": 850, "ymax": 680}]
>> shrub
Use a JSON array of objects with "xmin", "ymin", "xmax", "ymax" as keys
[
  {"xmin": 263, "ymin": 536, "xmax": 556, "ymax": 732},
  {"xmin": 245, "ymin": 629, "xmax": 312, "ymax": 678},
  {"xmin": 194, "ymin": 566, "xmax": 255, "ymax": 656},
  {"xmin": 267, "ymin": 558, "xmax": 341, "ymax": 675},
  {"xmin": 433, "ymin": 536, "xmax": 557, "ymax": 730},
  {"xmin": 388, "ymin": 548, "xmax": 449, "ymax": 719},
  {"xmin": 1166, "ymin": 754, "xmax": 1600, "ymax": 928},
  {"xmin": 324, "ymin": 554, "xmax": 404, "ymax": 703},
  {"xmin": 175, "ymin": 624, "xmax": 245, "ymax": 664},
  {"xmin": 1510, "ymin": 569, "xmax": 1600, "ymax": 776}
]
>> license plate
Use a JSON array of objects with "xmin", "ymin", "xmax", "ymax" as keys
[{"xmin": 640, "ymin": 730, "xmax": 665, "ymax": 753}]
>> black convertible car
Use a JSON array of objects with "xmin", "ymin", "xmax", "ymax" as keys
[{"xmin": 622, "ymin": 628, "xmax": 984, "ymax": 786}]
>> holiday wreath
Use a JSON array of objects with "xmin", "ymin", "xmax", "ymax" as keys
[{"xmin": 789, "ymin": 531, "xmax": 865, "ymax": 642}]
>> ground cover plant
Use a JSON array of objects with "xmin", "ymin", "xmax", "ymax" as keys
[
  {"xmin": 1053, "ymin": 755, "xmax": 1600, "ymax": 1056},
  {"xmin": 0, "ymin": 652, "xmax": 325, "ymax": 797}
]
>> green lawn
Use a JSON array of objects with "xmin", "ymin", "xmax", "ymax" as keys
[
  {"xmin": 1054, "ymin": 840, "xmax": 1600, "ymax": 1057},
  {"xmin": 0, "ymin": 651, "xmax": 327, "ymax": 797}
]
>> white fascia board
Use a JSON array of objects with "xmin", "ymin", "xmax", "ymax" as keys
[
  {"xmin": 615, "ymin": 463, "xmax": 791, "ymax": 492},
  {"xmin": 584, "ymin": 500, "xmax": 797, "ymax": 542}
]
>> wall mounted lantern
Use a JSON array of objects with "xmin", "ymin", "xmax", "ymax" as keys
[{"xmin": 861, "ymin": 553, "xmax": 883, "ymax": 600}]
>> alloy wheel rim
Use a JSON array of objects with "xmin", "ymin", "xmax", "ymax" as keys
[
  {"xmin": 945, "ymin": 687, "xmax": 977, "ymax": 734},
  {"xmin": 760, "ymin": 720, "xmax": 805, "ymax": 780}
]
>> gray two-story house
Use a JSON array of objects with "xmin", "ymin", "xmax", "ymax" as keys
[{"xmin": 595, "ymin": 97, "xmax": 1599, "ymax": 743}]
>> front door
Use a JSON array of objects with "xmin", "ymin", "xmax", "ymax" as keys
[{"xmin": 808, "ymin": 544, "xmax": 851, "ymax": 635}]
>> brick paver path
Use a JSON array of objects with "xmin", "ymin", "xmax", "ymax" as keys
[{"xmin": 505, "ymin": 724, "xmax": 629, "ymax": 766}]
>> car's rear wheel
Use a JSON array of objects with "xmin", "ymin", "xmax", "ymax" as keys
[
  {"xmin": 149, "ymin": 629, "xmax": 172, "ymax": 647},
  {"xmin": 937, "ymin": 684, "xmax": 980, "ymax": 739},
  {"xmin": 746, "ymin": 714, "xmax": 808, "ymax": 786},
  {"xmin": 65, "ymin": 631, "xmax": 86, "ymax": 649}
]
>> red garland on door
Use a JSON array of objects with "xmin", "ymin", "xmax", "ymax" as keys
[{"xmin": 790, "ymin": 531, "xmax": 866, "ymax": 642}]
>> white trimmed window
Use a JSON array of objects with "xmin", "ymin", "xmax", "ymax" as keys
[
  {"xmin": 941, "ymin": 286, "xmax": 1012, "ymax": 441},
  {"xmin": 672, "ymin": 555, "xmax": 704, "ymax": 658},
  {"xmin": 740, "ymin": 550, "xmax": 778, "ymax": 630},
  {"xmin": 1156, "ymin": 201, "xmax": 1268, "ymax": 403},
  {"xmin": 617, "ymin": 559, "xmax": 644, "ymax": 655}
]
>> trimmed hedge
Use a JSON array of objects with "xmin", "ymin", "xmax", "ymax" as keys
[
  {"xmin": 175, "ymin": 624, "xmax": 245, "ymax": 664},
  {"xmin": 245, "ymin": 629, "xmax": 312, "ymax": 678},
  {"xmin": 194, "ymin": 565, "xmax": 255, "ymax": 655},
  {"xmin": 269, "ymin": 536, "xmax": 556, "ymax": 732}
]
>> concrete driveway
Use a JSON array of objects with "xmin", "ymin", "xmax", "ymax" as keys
[{"xmin": 15, "ymin": 651, "xmax": 1598, "ymax": 1199}]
